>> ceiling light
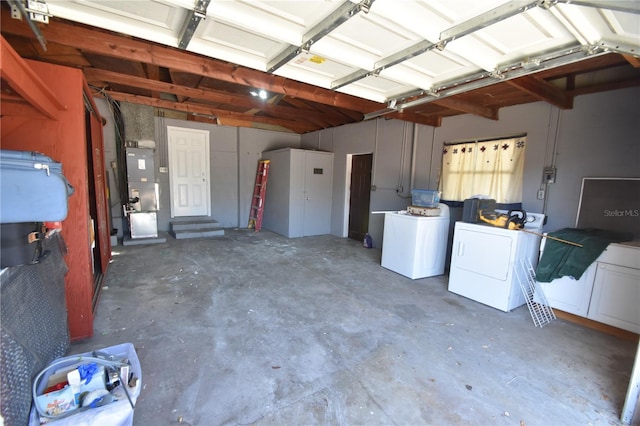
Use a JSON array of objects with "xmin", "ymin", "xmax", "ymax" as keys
[{"xmin": 250, "ymin": 89, "xmax": 268, "ymax": 100}]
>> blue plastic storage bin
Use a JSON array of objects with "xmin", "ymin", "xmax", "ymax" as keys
[{"xmin": 411, "ymin": 190, "xmax": 441, "ymax": 207}]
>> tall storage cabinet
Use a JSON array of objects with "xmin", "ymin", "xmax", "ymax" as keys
[
  {"xmin": 261, "ymin": 148, "xmax": 333, "ymax": 238},
  {"xmin": 1, "ymin": 41, "xmax": 110, "ymax": 341}
]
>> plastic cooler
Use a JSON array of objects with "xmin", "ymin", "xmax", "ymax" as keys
[
  {"xmin": 411, "ymin": 189, "xmax": 441, "ymax": 207},
  {"xmin": 29, "ymin": 343, "xmax": 142, "ymax": 426}
]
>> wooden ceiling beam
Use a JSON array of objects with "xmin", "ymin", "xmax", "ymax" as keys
[
  {"xmin": 216, "ymin": 117, "xmax": 291, "ymax": 132},
  {"xmin": 623, "ymin": 54, "xmax": 640, "ymax": 68},
  {"xmin": 507, "ymin": 75, "xmax": 573, "ymax": 109},
  {"xmin": 104, "ymin": 90, "xmax": 317, "ymax": 134},
  {"xmin": 169, "ymin": 70, "xmax": 202, "ymax": 102},
  {"xmin": 144, "ymin": 64, "xmax": 161, "ymax": 99},
  {"xmin": 1, "ymin": 35, "xmax": 66, "ymax": 119},
  {"xmin": 387, "ymin": 111, "xmax": 441, "ymax": 127},
  {"xmin": 84, "ymin": 67, "xmax": 337, "ymax": 125},
  {"xmin": 0, "ymin": 17, "xmax": 382, "ymax": 115},
  {"xmin": 567, "ymin": 76, "xmax": 640, "ymax": 97},
  {"xmin": 282, "ymin": 96, "xmax": 358, "ymax": 127},
  {"xmin": 431, "ymin": 97, "xmax": 499, "ymax": 120}
]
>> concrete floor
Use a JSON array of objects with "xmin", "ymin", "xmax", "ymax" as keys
[{"xmin": 72, "ymin": 229, "xmax": 638, "ymax": 426}]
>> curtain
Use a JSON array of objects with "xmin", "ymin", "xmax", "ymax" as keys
[{"xmin": 440, "ymin": 136, "xmax": 526, "ymax": 203}]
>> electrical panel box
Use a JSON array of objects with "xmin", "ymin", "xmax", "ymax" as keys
[{"xmin": 543, "ymin": 167, "xmax": 557, "ymax": 184}]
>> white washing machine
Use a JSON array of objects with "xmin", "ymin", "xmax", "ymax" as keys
[
  {"xmin": 447, "ymin": 212, "xmax": 545, "ymax": 312},
  {"xmin": 381, "ymin": 204, "xmax": 450, "ymax": 279}
]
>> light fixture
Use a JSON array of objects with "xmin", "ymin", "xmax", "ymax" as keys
[{"xmin": 250, "ymin": 89, "xmax": 268, "ymax": 100}]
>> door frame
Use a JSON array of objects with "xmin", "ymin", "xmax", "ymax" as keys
[
  {"xmin": 167, "ymin": 126, "xmax": 211, "ymax": 218},
  {"xmin": 343, "ymin": 152, "xmax": 374, "ymax": 238}
]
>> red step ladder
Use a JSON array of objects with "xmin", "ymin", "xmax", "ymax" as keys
[{"xmin": 248, "ymin": 159, "xmax": 270, "ymax": 231}]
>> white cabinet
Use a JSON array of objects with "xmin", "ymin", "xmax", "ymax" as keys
[
  {"xmin": 539, "ymin": 243, "xmax": 640, "ymax": 333},
  {"xmin": 589, "ymin": 263, "xmax": 640, "ymax": 332},
  {"xmin": 538, "ymin": 264, "xmax": 596, "ymax": 317},
  {"xmin": 261, "ymin": 148, "xmax": 333, "ymax": 238}
]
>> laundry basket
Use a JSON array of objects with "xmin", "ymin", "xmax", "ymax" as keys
[{"xmin": 28, "ymin": 343, "xmax": 142, "ymax": 426}]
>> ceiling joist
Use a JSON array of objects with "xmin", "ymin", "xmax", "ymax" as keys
[
  {"xmin": 507, "ymin": 76, "xmax": 573, "ymax": 109},
  {"xmin": 105, "ymin": 90, "xmax": 315, "ymax": 134},
  {"xmin": 0, "ymin": 15, "xmax": 379, "ymax": 115},
  {"xmin": 430, "ymin": 98, "xmax": 499, "ymax": 120}
]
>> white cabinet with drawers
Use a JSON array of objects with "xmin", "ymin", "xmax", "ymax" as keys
[{"xmin": 539, "ymin": 242, "xmax": 640, "ymax": 333}]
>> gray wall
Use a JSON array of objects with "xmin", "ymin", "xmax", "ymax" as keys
[
  {"xmin": 302, "ymin": 87, "xmax": 640, "ymax": 248},
  {"xmin": 99, "ymin": 105, "xmax": 301, "ymax": 235},
  {"xmin": 101, "ymin": 87, "xmax": 638, "ymax": 247},
  {"xmin": 301, "ymin": 119, "xmax": 419, "ymax": 247},
  {"xmin": 153, "ymin": 117, "xmax": 242, "ymax": 229},
  {"xmin": 545, "ymin": 88, "xmax": 640, "ymax": 231},
  {"xmin": 153, "ymin": 120, "xmax": 300, "ymax": 231}
]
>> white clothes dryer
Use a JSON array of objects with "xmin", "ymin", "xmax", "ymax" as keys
[{"xmin": 447, "ymin": 212, "xmax": 545, "ymax": 312}]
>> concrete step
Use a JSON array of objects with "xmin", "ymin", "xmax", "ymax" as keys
[
  {"xmin": 170, "ymin": 227, "xmax": 225, "ymax": 240},
  {"xmin": 171, "ymin": 219, "xmax": 221, "ymax": 232},
  {"xmin": 122, "ymin": 232, "xmax": 168, "ymax": 246}
]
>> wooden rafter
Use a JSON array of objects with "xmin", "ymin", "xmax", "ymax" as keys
[
  {"xmin": 0, "ymin": 17, "xmax": 381, "ymax": 115},
  {"xmin": 623, "ymin": 54, "xmax": 640, "ymax": 68},
  {"xmin": 507, "ymin": 75, "xmax": 573, "ymax": 109},
  {"xmin": 84, "ymin": 68, "xmax": 344, "ymax": 127},
  {"xmin": 144, "ymin": 64, "xmax": 161, "ymax": 99},
  {"xmin": 431, "ymin": 97, "xmax": 499, "ymax": 120},
  {"xmin": 105, "ymin": 90, "xmax": 316, "ymax": 134},
  {"xmin": 567, "ymin": 77, "xmax": 640, "ymax": 97},
  {"xmin": 2, "ymin": 13, "xmax": 638, "ymax": 133},
  {"xmin": 1, "ymin": 35, "xmax": 66, "ymax": 119}
]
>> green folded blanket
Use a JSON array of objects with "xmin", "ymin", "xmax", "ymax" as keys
[{"xmin": 535, "ymin": 228, "xmax": 632, "ymax": 283}]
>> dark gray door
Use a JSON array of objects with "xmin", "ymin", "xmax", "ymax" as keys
[{"xmin": 348, "ymin": 154, "xmax": 372, "ymax": 241}]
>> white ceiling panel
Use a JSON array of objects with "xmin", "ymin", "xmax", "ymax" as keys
[
  {"xmin": 337, "ymin": 74, "xmax": 417, "ymax": 103},
  {"xmin": 205, "ymin": 0, "xmax": 346, "ymax": 45},
  {"xmin": 370, "ymin": 1, "xmax": 453, "ymax": 41},
  {"xmin": 379, "ymin": 65, "xmax": 434, "ymax": 93},
  {"xmin": 277, "ymin": 52, "xmax": 356, "ymax": 85},
  {"xmin": 405, "ymin": 49, "xmax": 472, "ymax": 78},
  {"xmin": 47, "ymin": 0, "xmax": 187, "ymax": 47},
  {"xmin": 191, "ymin": 20, "xmax": 286, "ymax": 70},
  {"xmin": 37, "ymin": 0, "xmax": 640, "ymax": 105},
  {"xmin": 328, "ymin": 13, "xmax": 419, "ymax": 58},
  {"xmin": 311, "ymin": 36, "xmax": 378, "ymax": 71},
  {"xmin": 572, "ymin": 5, "xmax": 640, "ymax": 45},
  {"xmin": 288, "ymin": 52, "xmax": 354, "ymax": 77},
  {"xmin": 604, "ymin": 8, "xmax": 640, "ymax": 40}
]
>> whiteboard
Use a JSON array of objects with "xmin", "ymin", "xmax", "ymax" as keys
[{"xmin": 576, "ymin": 177, "xmax": 640, "ymax": 240}]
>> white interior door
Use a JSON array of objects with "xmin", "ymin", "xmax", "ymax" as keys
[{"xmin": 167, "ymin": 126, "xmax": 210, "ymax": 217}]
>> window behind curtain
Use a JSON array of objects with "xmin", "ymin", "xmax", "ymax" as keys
[{"xmin": 439, "ymin": 135, "xmax": 526, "ymax": 203}]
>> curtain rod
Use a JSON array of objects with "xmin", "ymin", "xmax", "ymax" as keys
[{"xmin": 444, "ymin": 133, "xmax": 527, "ymax": 146}]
